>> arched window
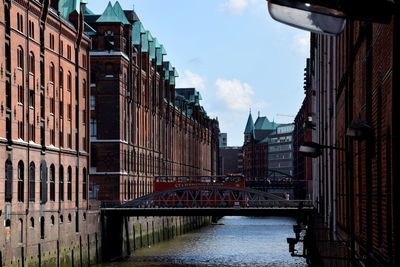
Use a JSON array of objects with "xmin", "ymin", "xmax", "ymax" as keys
[
  {"xmin": 5, "ymin": 160, "xmax": 13, "ymax": 202},
  {"xmin": 59, "ymin": 165, "xmax": 64, "ymax": 201},
  {"xmin": 29, "ymin": 52, "xmax": 35, "ymax": 74},
  {"xmin": 49, "ymin": 62, "xmax": 55, "ymax": 83},
  {"xmin": 17, "ymin": 160, "xmax": 24, "ymax": 202},
  {"xmin": 40, "ymin": 216, "xmax": 45, "ymax": 239},
  {"xmin": 29, "ymin": 162, "xmax": 35, "ymax": 201},
  {"xmin": 40, "ymin": 161, "xmax": 48, "ymax": 204},
  {"xmin": 82, "ymin": 168, "xmax": 87, "ymax": 200},
  {"xmin": 49, "ymin": 164, "xmax": 55, "ymax": 201},
  {"xmin": 67, "ymin": 166, "xmax": 72, "ymax": 201},
  {"xmin": 17, "ymin": 46, "xmax": 24, "ymax": 69}
]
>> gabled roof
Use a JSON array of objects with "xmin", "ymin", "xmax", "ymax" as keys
[
  {"xmin": 112, "ymin": 1, "xmax": 130, "ymax": 25},
  {"xmin": 254, "ymin": 116, "xmax": 278, "ymax": 130},
  {"xmin": 59, "ymin": 0, "xmax": 81, "ymax": 19},
  {"xmin": 244, "ymin": 113, "xmax": 254, "ymax": 134},
  {"xmin": 97, "ymin": 2, "xmax": 124, "ymax": 23}
]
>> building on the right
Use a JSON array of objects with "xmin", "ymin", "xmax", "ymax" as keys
[{"xmin": 304, "ymin": 17, "xmax": 400, "ymax": 266}]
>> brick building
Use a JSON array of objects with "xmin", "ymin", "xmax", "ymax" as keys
[
  {"xmin": 307, "ymin": 17, "xmax": 400, "ymax": 266},
  {"xmin": 242, "ymin": 112, "xmax": 278, "ymax": 178},
  {"xmin": 0, "ymin": 0, "xmax": 100, "ymax": 266},
  {"xmin": 85, "ymin": 5, "xmax": 219, "ymax": 201},
  {"xmin": 293, "ymin": 58, "xmax": 314, "ymax": 198},
  {"xmin": 219, "ymin": 146, "xmax": 243, "ymax": 175}
]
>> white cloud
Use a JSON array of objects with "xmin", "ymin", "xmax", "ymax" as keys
[
  {"xmin": 176, "ymin": 70, "xmax": 206, "ymax": 91},
  {"xmin": 293, "ymin": 32, "xmax": 310, "ymax": 55},
  {"xmin": 216, "ymin": 78, "xmax": 253, "ymax": 111},
  {"xmin": 220, "ymin": 0, "xmax": 264, "ymax": 15}
]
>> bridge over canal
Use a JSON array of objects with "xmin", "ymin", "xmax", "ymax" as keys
[{"xmin": 101, "ymin": 185, "xmax": 314, "ymax": 217}]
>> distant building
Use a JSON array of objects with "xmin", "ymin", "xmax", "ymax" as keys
[
  {"xmin": 219, "ymin": 146, "xmax": 242, "ymax": 174},
  {"xmin": 242, "ymin": 112, "xmax": 278, "ymax": 178},
  {"xmin": 268, "ymin": 124, "xmax": 294, "ymax": 178},
  {"xmin": 219, "ymin": 133, "xmax": 227, "ymax": 147}
]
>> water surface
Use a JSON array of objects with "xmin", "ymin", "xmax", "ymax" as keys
[{"xmin": 98, "ymin": 216, "xmax": 307, "ymax": 267}]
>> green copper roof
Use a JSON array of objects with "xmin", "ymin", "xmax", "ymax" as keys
[
  {"xmin": 59, "ymin": 0, "xmax": 81, "ymax": 19},
  {"xmin": 141, "ymin": 31, "xmax": 149, "ymax": 52},
  {"xmin": 132, "ymin": 21, "xmax": 143, "ymax": 45},
  {"xmin": 244, "ymin": 113, "xmax": 255, "ymax": 134},
  {"xmin": 112, "ymin": 1, "xmax": 130, "ymax": 24},
  {"xmin": 97, "ymin": 2, "xmax": 123, "ymax": 23},
  {"xmin": 254, "ymin": 116, "xmax": 277, "ymax": 130}
]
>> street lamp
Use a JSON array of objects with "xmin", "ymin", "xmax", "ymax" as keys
[
  {"xmin": 266, "ymin": 0, "xmax": 395, "ymax": 35},
  {"xmin": 299, "ymin": 141, "xmax": 345, "ymax": 158}
]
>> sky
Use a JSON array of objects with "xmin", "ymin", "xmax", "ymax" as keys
[{"xmin": 89, "ymin": 0, "xmax": 310, "ymax": 146}]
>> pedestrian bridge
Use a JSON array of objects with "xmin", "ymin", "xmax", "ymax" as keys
[{"xmin": 101, "ymin": 185, "xmax": 314, "ymax": 217}]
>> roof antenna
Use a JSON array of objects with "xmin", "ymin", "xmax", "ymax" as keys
[{"xmin": 258, "ymin": 111, "xmax": 260, "ymax": 117}]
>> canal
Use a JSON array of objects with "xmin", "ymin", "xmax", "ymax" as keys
[{"xmin": 97, "ymin": 216, "xmax": 307, "ymax": 266}]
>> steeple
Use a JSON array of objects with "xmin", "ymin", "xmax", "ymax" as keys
[
  {"xmin": 244, "ymin": 112, "xmax": 254, "ymax": 134},
  {"xmin": 97, "ymin": 2, "xmax": 124, "ymax": 23},
  {"xmin": 244, "ymin": 112, "xmax": 255, "ymax": 145}
]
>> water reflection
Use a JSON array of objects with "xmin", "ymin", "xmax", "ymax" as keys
[{"xmin": 98, "ymin": 216, "xmax": 307, "ymax": 267}]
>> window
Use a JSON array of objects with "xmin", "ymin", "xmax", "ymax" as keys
[
  {"xmin": 59, "ymin": 165, "xmax": 64, "ymax": 201},
  {"xmin": 67, "ymin": 45, "xmax": 71, "ymax": 60},
  {"xmin": 59, "ymin": 100, "xmax": 64, "ymax": 117},
  {"xmin": 18, "ymin": 161, "xmax": 24, "ymax": 202},
  {"xmin": 50, "ymin": 97, "xmax": 55, "ymax": 114},
  {"xmin": 82, "ymin": 80, "xmax": 87, "ymax": 98},
  {"xmin": 67, "ymin": 166, "xmax": 72, "ymax": 201},
  {"xmin": 82, "ymin": 168, "xmax": 87, "ymax": 200},
  {"xmin": 17, "ymin": 46, "xmax": 24, "ymax": 69},
  {"xmin": 30, "ymin": 217, "xmax": 34, "ymax": 228},
  {"xmin": 29, "ymin": 52, "xmax": 35, "ymax": 74},
  {"xmin": 40, "ymin": 161, "xmax": 47, "ymax": 204},
  {"xmin": 40, "ymin": 217, "xmax": 45, "ymax": 239},
  {"xmin": 67, "ymin": 72, "xmax": 72, "ymax": 91},
  {"xmin": 18, "ymin": 85, "xmax": 24, "ymax": 104},
  {"xmin": 50, "ymin": 129, "xmax": 55, "ymax": 145},
  {"xmin": 90, "ymin": 119, "xmax": 97, "ymax": 137},
  {"xmin": 49, "ymin": 33, "xmax": 54, "ymax": 50},
  {"xmin": 67, "ymin": 104, "xmax": 72, "ymax": 120},
  {"xmin": 59, "ymin": 68, "xmax": 64, "ymax": 88},
  {"xmin": 29, "ymin": 20, "xmax": 34, "ymax": 38},
  {"xmin": 29, "ymin": 162, "xmax": 35, "ymax": 201},
  {"xmin": 90, "ymin": 95, "xmax": 96, "ymax": 110},
  {"xmin": 60, "ymin": 40, "xmax": 63, "ymax": 56},
  {"xmin": 82, "ymin": 109, "xmax": 86, "ymax": 124},
  {"xmin": 49, "ymin": 62, "xmax": 55, "ymax": 83},
  {"xmin": 17, "ymin": 13, "xmax": 23, "ymax": 32},
  {"xmin": 49, "ymin": 164, "xmax": 55, "ymax": 201},
  {"xmin": 18, "ymin": 121, "xmax": 24, "ymax": 139},
  {"xmin": 5, "ymin": 160, "xmax": 13, "ymax": 202},
  {"xmin": 82, "ymin": 54, "xmax": 87, "ymax": 68},
  {"xmin": 29, "ymin": 89, "xmax": 35, "ymax": 107},
  {"xmin": 67, "ymin": 133, "xmax": 72, "ymax": 148}
]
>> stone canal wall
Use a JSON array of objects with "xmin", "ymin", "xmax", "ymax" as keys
[
  {"xmin": 0, "ymin": 211, "xmax": 211, "ymax": 266},
  {"xmin": 103, "ymin": 215, "xmax": 212, "ymax": 260}
]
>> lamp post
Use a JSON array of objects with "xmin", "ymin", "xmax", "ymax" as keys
[{"xmin": 266, "ymin": 0, "xmax": 395, "ymax": 35}]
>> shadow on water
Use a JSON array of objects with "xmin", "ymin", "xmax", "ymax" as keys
[{"xmin": 97, "ymin": 216, "xmax": 307, "ymax": 267}]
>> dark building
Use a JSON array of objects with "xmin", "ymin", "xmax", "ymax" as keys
[
  {"xmin": 293, "ymin": 58, "xmax": 314, "ymax": 198},
  {"xmin": 0, "ymin": 0, "xmax": 100, "ymax": 266},
  {"xmin": 85, "ymin": 6, "xmax": 219, "ymax": 202},
  {"xmin": 219, "ymin": 146, "xmax": 242, "ymax": 175},
  {"xmin": 306, "ymin": 17, "xmax": 400, "ymax": 266}
]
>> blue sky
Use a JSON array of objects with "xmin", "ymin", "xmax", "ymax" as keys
[{"xmin": 89, "ymin": 0, "xmax": 309, "ymax": 146}]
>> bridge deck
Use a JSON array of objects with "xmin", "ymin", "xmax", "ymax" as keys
[{"xmin": 101, "ymin": 207, "xmax": 314, "ymax": 217}]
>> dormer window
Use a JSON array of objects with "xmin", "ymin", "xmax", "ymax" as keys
[{"xmin": 104, "ymin": 29, "xmax": 114, "ymax": 51}]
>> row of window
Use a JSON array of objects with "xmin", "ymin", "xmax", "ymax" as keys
[
  {"xmin": 4, "ymin": 160, "xmax": 87, "ymax": 203},
  {"xmin": 4, "ymin": 212, "xmax": 86, "ymax": 242}
]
